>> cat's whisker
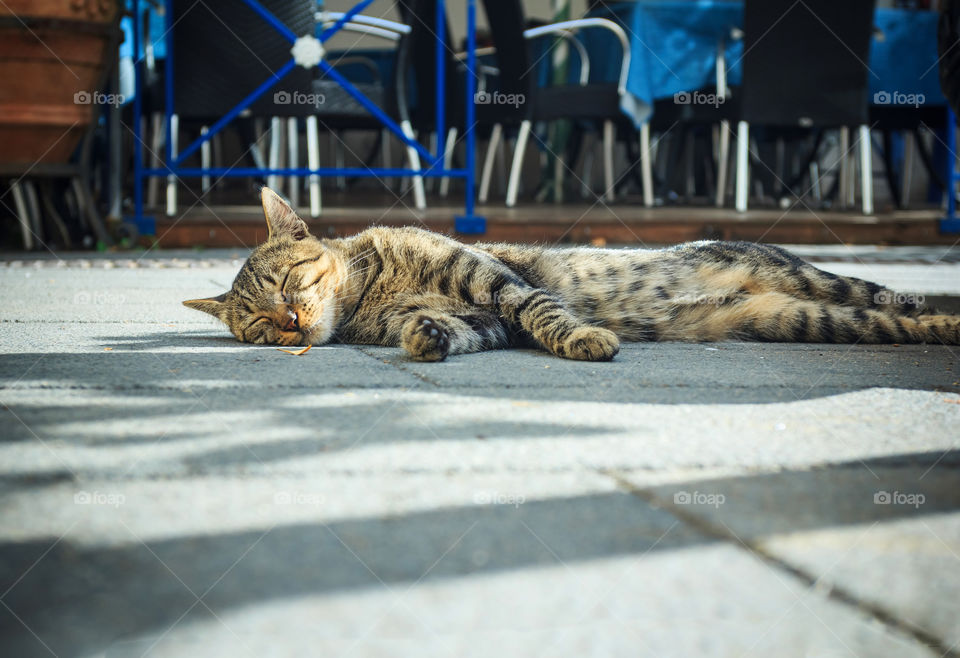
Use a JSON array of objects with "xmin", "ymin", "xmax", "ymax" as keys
[{"xmin": 344, "ymin": 248, "xmax": 375, "ymax": 270}]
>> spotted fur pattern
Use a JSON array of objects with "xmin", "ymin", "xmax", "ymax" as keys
[{"xmin": 183, "ymin": 188, "xmax": 960, "ymax": 361}]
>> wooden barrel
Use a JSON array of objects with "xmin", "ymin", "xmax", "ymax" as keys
[{"xmin": 0, "ymin": 0, "xmax": 121, "ymax": 166}]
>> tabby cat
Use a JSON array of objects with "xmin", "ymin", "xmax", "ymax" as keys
[{"xmin": 183, "ymin": 188, "xmax": 960, "ymax": 361}]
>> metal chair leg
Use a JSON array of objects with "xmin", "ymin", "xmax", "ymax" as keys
[
  {"xmin": 552, "ymin": 135, "xmax": 565, "ymax": 203},
  {"xmin": 72, "ymin": 177, "xmax": 110, "ymax": 246},
  {"xmin": 439, "ymin": 127, "xmax": 458, "ymax": 197},
  {"xmin": 39, "ymin": 181, "xmax": 72, "ymax": 247},
  {"xmin": 900, "ymin": 130, "xmax": 914, "ymax": 208},
  {"xmin": 306, "ymin": 115, "xmax": 322, "ymax": 218},
  {"xmin": 496, "ymin": 131, "xmax": 508, "ymax": 195},
  {"xmin": 810, "ymin": 162, "xmax": 822, "ymax": 202},
  {"xmin": 250, "ymin": 118, "xmax": 267, "ymax": 171},
  {"xmin": 108, "ymin": 79, "xmax": 122, "ymax": 219},
  {"xmin": 715, "ymin": 120, "xmax": 730, "ymax": 207},
  {"xmin": 641, "ymin": 122, "xmax": 654, "ymax": 208},
  {"xmin": 859, "ymin": 124, "xmax": 873, "ymax": 215},
  {"xmin": 479, "ymin": 123, "xmax": 502, "ymax": 203},
  {"xmin": 735, "ymin": 120, "xmax": 749, "ymax": 212},
  {"xmin": 602, "ymin": 119, "xmax": 615, "ymax": 202},
  {"xmin": 166, "ymin": 113, "xmax": 178, "ymax": 217},
  {"xmin": 580, "ymin": 131, "xmax": 596, "ymax": 199},
  {"xmin": 287, "ymin": 118, "xmax": 299, "ymax": 208},
  {"xmin": 147, "ymin": 112, "xmax": 162, "ymax": 208},
  {"xmin": 333, "ymin": 131, "xmax": 346, "ymax": 190},
  {"xmin": 838, "ymin": 126, "xmax": 851, "ymax": 209},
  {"xmin": 267, "ymin": 117, "xmax": 283, "ymax": 191},
  {"xmin": 506, "ymin": 120, "xmax": 532, "ymax": 208},
  {"xmin": 380, "ymin": 128, "xmax": 393, "ymax": 191},
  {"xmin": 426, "ymin": 131, "xmax": 437, "ymax": 193},
  {"xmin": 200, "ymin": 125, "xmax": 211, "ymax": 194},
  {"xmin": 22, "ymin": 181, "xmax": 44, "ymax": 246},
  {"xmin": 401, "ymin": 120, "xmax": 426, "ymax": 210},
  {"xmin": 9, "ymin": 180, "xmax": 35, "ymax": 249}
]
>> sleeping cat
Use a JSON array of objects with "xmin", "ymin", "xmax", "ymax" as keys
[{"xmin": 183, "ymin": 188, "xmax": 960, "ymax": 361}]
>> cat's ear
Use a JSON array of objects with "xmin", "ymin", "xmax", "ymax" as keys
[
  {"xmin": 261, "ymin": 187, "xmax": 309, "ymax": 241},
  {"xmin": 182, "ymin": 292, "xmax": 228, "ymax": 318}
]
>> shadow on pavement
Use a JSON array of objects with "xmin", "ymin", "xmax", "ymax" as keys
[{"xmin": 0, "ymin": 451, "xmax": 956, "ymax": 657}]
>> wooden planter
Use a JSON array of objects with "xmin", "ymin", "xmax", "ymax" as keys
[{"xmin": 0, "ymin": 0, "xmax": 121, "ymax": 166}]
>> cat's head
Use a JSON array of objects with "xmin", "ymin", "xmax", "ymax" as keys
[{"xmin": 182, "ymin": 187, "xmax": 346, "ymax": 345}]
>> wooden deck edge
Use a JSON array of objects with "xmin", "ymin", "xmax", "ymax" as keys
[{"xmin": 153, "ymin": 215, "xmax": 960, "ymax": 248}]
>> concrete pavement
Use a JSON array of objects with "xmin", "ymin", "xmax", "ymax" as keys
[{"xmin": 0, "ymin": 247, "xmax": 958, "ymax": 657}]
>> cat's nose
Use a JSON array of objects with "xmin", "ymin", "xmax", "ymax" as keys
[{"xmin": 282, "ymin": 309, "xmax": 299, "ymax": 331}]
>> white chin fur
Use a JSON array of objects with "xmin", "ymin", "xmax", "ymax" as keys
[{"xmin": 303, "ymin": 301, "xmax": 337, "ymax": 345}]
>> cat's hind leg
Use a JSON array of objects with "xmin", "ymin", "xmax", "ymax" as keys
[{"xmin": 689, "ymin": 242, "xmax": 923, "ymax": 316}]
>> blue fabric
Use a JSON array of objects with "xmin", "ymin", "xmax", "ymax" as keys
[
  {"xmin": 870, "ymin": 8, "xmax": 945, "ymax": 104},
  {"xmin": 587, "ymin": 2, "xmax": 945, "ymax": 126},
  {"xmin": 119, "ymin": 1, "xmax": 168, "ymax": 60},
  {"xmin": 587, "ymin": 0, "xmax": 743, "ymax": 126}
]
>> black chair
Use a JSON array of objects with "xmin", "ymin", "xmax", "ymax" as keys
[
  {"xmin": 164, "ymin": 0, "xmax": 408, "ymax": 217},
  {"xmin": 725, "ymin": 0, "xmax": 877, "ymax": 213},
  {"xmin": 468, "ymin": 0, "xmax": 630, "ymax": 207},
  {"xmin": 165, "ymin": 0, "xmax": 315, "ymax": 214},
  {"xmin": 393, "ymin": 0, "xmax": 514, "ymax": 206}
]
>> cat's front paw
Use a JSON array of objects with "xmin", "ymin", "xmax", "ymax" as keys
[
  {"xmin": 561, "ymin": 327, "xmax": 620, "ymax": 361},
  {"xmin": 402, "ymin": 316, "xmax": 451, "ymax": 362}
]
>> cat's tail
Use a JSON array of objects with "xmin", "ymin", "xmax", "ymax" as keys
[{"xmin": 702, "ymin": 292, "xmax": 960, "ymax": 345}]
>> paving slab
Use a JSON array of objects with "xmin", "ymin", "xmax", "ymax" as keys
[
  {"xmin": 1, "ymin": 251, "xmax": 959, "ymax": 657},
  {"xmin": 0, "ymin": 479, "xmax": 939, "ymax": 658}
]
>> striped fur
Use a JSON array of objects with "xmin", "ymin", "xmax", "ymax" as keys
[{"xmin": 182, "ymin": 188, "xmax": 960, "ymax": 361}]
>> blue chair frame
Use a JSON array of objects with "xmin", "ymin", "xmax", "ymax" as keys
[
  {"xmin": 943, "ymin": 109, "xmax": 960, "ymax": 233},
  {"xmin": 130, "ymin": 0, "xmax": 486, "ymax": 235}
]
